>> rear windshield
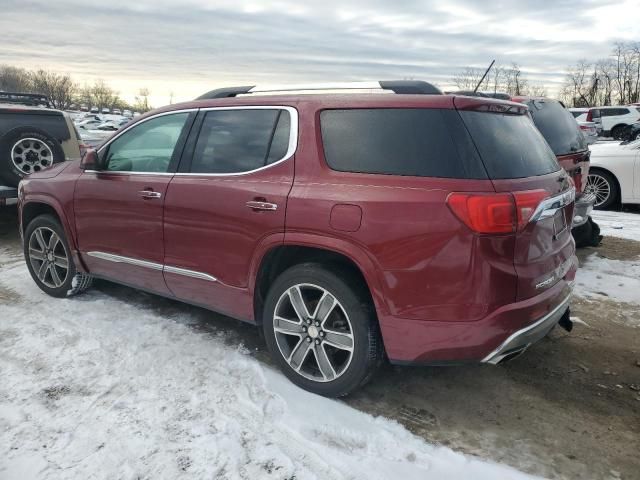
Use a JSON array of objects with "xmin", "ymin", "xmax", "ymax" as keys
[
  {"xmin": 320, "ymin": 108, "xmax": 487, "ymax": 179},
  {"xmin": 524, "ymin": 99, "xmax": 587, "ymax": 156},
  {"xmin": 459, "ymin": 111, "xmax": 560, "ymax": 179}
]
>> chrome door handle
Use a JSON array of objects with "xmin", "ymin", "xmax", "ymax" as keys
[
  {"xmin": 246, "ymin": 200, "xmax": 278, "ymax": 211},
  {"xmin": 139, "ymin": 190, "xmax": 162, "ymax": 199}
]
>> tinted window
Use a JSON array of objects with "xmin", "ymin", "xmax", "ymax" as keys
[
  {"xmin": 320, "ymin": 109, "xmax": 487, "ymax": 179},
  {"xmin": 191, "ymin": 109, "xmax": 291, "ymax": 174},
  {"xmin": 602, "ymin": 108, "xmax": 630, "ymax": 116},
  {"xmin": 524, "ymin": 99, "xmax": 587, "ymax": 156},
  {"xmin": 105, "ymin": 113, "xmax": 189, "ymax": 172},
  {"xmin": 460, "ymin": 111, "xmax": 560, "ymax": 179}
]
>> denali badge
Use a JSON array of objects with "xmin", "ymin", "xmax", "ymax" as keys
[{"xmin": 536, "ymin": 276, "xmax": 556, "ymax": 290}]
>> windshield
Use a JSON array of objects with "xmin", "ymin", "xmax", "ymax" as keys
[{"xmin": 525, "ymin": 99, "xmax": 587, "ymax": 156}]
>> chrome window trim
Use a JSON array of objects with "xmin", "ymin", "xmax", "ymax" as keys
[
  {"xmin": 173, "ymin": 105, "xmax": 298, "ymax": 178},
  {"xmin": 96, "ymin": 108, "xmax": 198, "ymax": 155},
  {"xmin": 530, "ymin": 187, "xmax": 576, "ymax": 222},
  {"xmin": 86, "ymin": 251, "xmax": 217, "ymax": 282}
]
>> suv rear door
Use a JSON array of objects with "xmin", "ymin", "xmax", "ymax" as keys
[{"xmin": 162, "ymin": 106, "xmax": 296, "ymax": 320}]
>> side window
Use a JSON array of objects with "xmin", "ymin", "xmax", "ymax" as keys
[
  {"xmin": 190, "ymin": 109, "xmax": 292, "ymax": 174},
  {"xmin": 320, "ymin": 108, "xmax": 488, "ymax": 179},
  {"xmin": 104, "ymin": 112, "xmax": 189, "ymax": 173}
]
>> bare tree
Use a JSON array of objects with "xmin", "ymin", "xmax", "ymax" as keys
[
  {"xmin": 0, "ymin": 65, "xmax": 32, "ymax": 92},
  {"xmin": 529, "ymin": 84, "xmax": 548, "ymax": 97},
  {"xmin": 30, "ymin": 69, "xmax": 77, "ymax": 109},
  {"xmin": 452, "ymin": 67, "xmax": 489, "ymax": 91},
  {"xmin": 134, "ymin": 87, "xmax": 151, "ymax": 112},
  {"xmin": 500, "ymin": 63, "xmax": 528, "ymax": 96}
]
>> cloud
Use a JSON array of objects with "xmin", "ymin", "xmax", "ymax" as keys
[{"xmin": 1, "ymin": 0, "xmax": 638, "ymax": 105}]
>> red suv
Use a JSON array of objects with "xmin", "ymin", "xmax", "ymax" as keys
[{"xmin": 18, "ymin": 81, "xmax": 577, "ymax": 397}]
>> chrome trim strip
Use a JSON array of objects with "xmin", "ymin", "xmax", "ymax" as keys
[
  {"xmin": 530, "ymin": 187, "xmax": 576, "ymax": 222},
  {"xmin": 83, "ymin": 170, "xmax": 174, "ymax": 176},
  {"xmin": 85, "ymin": 251, "xmax": 217, "ymax": 282},
  {"xmin": 86, "ymin": 251, "xmax": 163, "ymax": 271},
  {"xmin": 92, "ymin": 106, "xmax": 298, "ymax": 178},
  {"xmin": 173, "ymin": 105, "xmax": 298, "ymax": 178},
  {"xmin": 482, "ymin": 293, "xmax": 572, "ymax": 364},
  {"xmin": 164, "ymin": 265, "xmax": 217, "ymax": 282}
]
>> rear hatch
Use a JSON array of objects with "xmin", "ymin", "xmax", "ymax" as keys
[
  {"xmin": 522, "ymin": 98, "xmax": 590, "ymax": 194},
  {"xmin": 452, "ymin": 97, "xmax": 576, "ymax": 300}
]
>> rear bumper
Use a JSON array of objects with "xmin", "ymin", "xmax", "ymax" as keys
[
  {"xmin": 572, "ymin": 193, "xmax": 595, "ymax": 228},
  {"xmin": 381, "ymin": 255, "xmax": 577, "ymax": 365},
  {"xmin": 482, "ymin": 293, "xmax": 571, "ymax": 364}
]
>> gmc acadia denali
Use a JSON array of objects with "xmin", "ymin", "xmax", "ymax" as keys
[{"xmin": 18, "ymin": 81, "xmax": 577, "ymax": 397}]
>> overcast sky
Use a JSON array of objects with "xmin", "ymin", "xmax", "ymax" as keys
[{"xmin": 2, "ymin": 0, "xmax": 639, "ymax": 106}]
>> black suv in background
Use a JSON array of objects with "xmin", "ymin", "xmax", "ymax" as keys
[{"xmin": 0, "ymin": 92, "xmax": 83, "ymax": 189}]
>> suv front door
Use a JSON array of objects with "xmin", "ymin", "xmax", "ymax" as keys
[
  {"xmin": 74, "ymin": 111, "xmax": 194, "ymax": 294},
  {"xmin": 162, "ymin": 107, "xmax": 296, "ymax": 320}
]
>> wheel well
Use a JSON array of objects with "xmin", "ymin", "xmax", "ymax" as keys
[
  {"xmin": 253, "ymin": 245, "xmax": 374, "ymax": 324},
  {"xmin": 22, "ymin": 202, "xmax": 60, "ymax": 233},
  {"xmin": 589, "ymin": 167, "xmax": 621, "ymax": 199},
  {"xmin": 611, "ymin": 123, "xmax": 628, "ymax": 132}
]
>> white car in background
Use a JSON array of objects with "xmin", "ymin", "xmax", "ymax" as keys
[
  {"xmin": 586, "ymin": 106, "xmax": 640, "ymax": 139},
  {"xmin": 586, "ymin": 139, "xmax": 640, "ymax": 209},
  {"xmin": 568, "ymin": 108, "xmax": 600, "ymax": 144}
]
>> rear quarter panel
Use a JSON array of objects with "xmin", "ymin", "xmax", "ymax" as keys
[{"xmin": 285, "ymin": 102, "xmax": 518, "ymax": 326}]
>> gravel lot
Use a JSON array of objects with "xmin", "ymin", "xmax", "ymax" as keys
[{"xmin": 1, "ymin": 206, "xmax": 639, "ymax": 479}]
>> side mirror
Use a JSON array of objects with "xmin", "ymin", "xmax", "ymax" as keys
[{"xmin": 80, "ymin": 149, "xmax": 101, "ymax": 170}]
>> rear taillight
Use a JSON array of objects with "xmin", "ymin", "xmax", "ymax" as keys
[
  {"xmin": 447, "ymin": 190, "xmax": 547, "ymax": 234},
  {"xmin": 513, "ymin": 190, "xmax": 547, "ymax": 230},
  {"xmin": 586, "ymin": 110, "xmax": 593, "ymax": 122}
]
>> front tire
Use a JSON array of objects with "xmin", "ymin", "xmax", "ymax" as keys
[
  {"xmin": 24, "ymin": 214, "xmax": 93, "ymax": 298},
  {"xmin": 262, "ymin": 263, "xmax": 383, "ymax": 397}
]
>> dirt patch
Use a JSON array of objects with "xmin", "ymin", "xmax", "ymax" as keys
[{"xmin": 579, "ymin": 236, "xmax": 640, "ymax": 262}]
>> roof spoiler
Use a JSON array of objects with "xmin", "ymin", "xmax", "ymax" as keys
[{"xmin": 196, "ymin": 80, "xmax": 443, "ymax": 100}]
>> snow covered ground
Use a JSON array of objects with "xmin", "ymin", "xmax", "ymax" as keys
[
  {"xmin": 0, "ymin": 254, "xmax": 539, "ymax": 480},
  {"xmin": 591, "ymin": 210, "xmax": 640, "ymax": 242}
]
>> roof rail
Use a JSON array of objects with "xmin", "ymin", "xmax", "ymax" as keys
[
  {"xmin": 196, "ymin": 80, "xmax": 443, "ymax": 100},
  {"xmin": 0, "ymin": 92, "xmax": 52, "ymax": 108}
]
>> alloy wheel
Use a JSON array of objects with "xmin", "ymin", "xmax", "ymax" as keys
[
  {"xmin": 585, "ymin": 173, "xmax": 611, "ymax": 207},
  {"xmin": 28, "ymin": 227, "xmax": 69, "ymax": 288},
  {"xmin": 273, "ymin": 284, "xmax": 354, "ymax": 382},
  {"xmin": 11, "ymin": 138, "xmax": 54, "ymax": 175}
]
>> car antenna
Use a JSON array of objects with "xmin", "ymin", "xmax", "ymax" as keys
[{"xmin": 473, "ymin": 60, "xmax": 495, "ymax": 93}]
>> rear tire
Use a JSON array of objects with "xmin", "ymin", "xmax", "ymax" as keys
[
  {"xmin": 262, "ymin": 263, "xmax": 383, "ymax": 397},
  {"xmin": 24, "ymin": 214, "xmax": 93, "ymax": 298},
  {"xmin": 0, "ymin": 127, "xmax": 65, "ymax": 187},
  {"xmin": 611, "ymin": 125, "xmax": 625, "ymax": 140},
  {"xmin": 586, "ymin": 170, "xmax": 618, "ymax": 210}
]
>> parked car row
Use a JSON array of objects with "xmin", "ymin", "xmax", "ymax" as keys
[{"xmin": 19, "ymin": 81, "xmax": 583, "ymax": 397}]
